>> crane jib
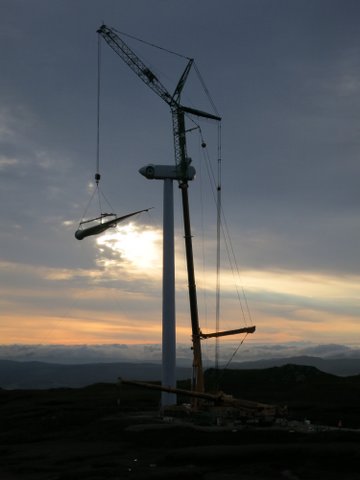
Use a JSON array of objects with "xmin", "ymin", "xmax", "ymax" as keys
[
  {"xmin": 97, "ymin": 25, "xmax": 221, "ymax": 122},
  {"xmin": 97, "ymin": 25, "xmax": 174, "ymax": 107},
  {"xmin": 181, "ymin": 105, "xmax": 221, "ymax": 122}
]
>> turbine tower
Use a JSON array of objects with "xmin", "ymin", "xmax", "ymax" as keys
[{"xmin": 139, "ymin": 164, "xmax": 195, "ymax": 406}]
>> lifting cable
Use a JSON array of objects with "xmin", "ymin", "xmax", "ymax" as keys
[
  {"xmin": 212, "ymin": 332, "xmax": 251, "ymax": 389},
  {"xmin": 217, "ymin": 332, "xmax": 249, "ymax": 384},
  {"xmin": 199, "ymin": 132, "xmax": 252, "ymax": 328},
  {"xmin": 77, "ymin": 31, "xmax": 154, "ymax": 243},
  {"xmin": 109, "ymin": 27, "xmax": 221, "ymax": 120},
  {"xmin": 215, "ymin": 122, "xmax": 221, "ymax": 369},
  {"xmin": 77, "ymin": 35, "xmax": 116, "ymax": 228},
  {"xmin": 193, "ymin": 123, "xmax": 220, "ymax": 369},
  {"xmin": 111, "ymin": 26, "xmax": 191, "ymax": 60},
  {"xmin": 193, "ymin": 62, "xmax": 220, "ymax": 118},
  {"xmin": 197, "ymin": 123, "xmax": 253, "ymax": 371},
  {"xmin": 93, "ymin": 35, "xmax": 115, "ymax": 214},
  {"xmin": 191, "ymin": 120, "xmax": 222, "ymax": 369},
  {"xmin": 95, "ymin": 33, "xmax": 102, "ymax": 186},
  {"xmin": 100, "ymin": 28, "xmax": 248, "ymax": 368}
]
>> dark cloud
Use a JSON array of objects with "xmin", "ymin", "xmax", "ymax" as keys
[
  {"xmin": 0, "ymin": 342, "xmax": 359, "ymax": 365},
  {"xmin": 0, "ymin": 0, "xmax": 359, "ymax": 346}
]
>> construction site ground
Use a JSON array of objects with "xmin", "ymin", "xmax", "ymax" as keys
[{"xmin": 0, "ymin": 382, "xmax": 359, "ymax": 479}]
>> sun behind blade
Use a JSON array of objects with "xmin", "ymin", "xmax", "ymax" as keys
[{"xmin": 74, "ymin": 208, "xmax": 151, "ymax": 240}]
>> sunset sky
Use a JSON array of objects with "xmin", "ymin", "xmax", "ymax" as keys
[{"xmin": 1, "ymin": 0, "xmax": 359, "ymax": 353}]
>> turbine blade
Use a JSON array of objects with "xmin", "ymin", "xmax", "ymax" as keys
[{"xmin": 75, "ymin": 208, "xmax": 151, "ymax": 240}]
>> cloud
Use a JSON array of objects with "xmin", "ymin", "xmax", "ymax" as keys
[
  {"xmin": 1, "ymin": 0, "xmax": 360, "ymax": 347},
  {"xmin": 0, "ymin": 341, "xmax": 359, "ymax": 367},
  {"xmin": 0, "ymin": 155, "xmax": 19, "ymax": 170},
  {"xmin": 0, "ymin": 245, "xmax": 359, "ymax": 345},
  {"xmin": 96, "ymin": 222, "xmax": 163, "ymax": 276}
]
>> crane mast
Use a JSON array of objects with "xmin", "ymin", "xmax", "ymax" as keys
[{"xmin": 97, "ymin": 24, "xmax": 222, "ymax": 395}]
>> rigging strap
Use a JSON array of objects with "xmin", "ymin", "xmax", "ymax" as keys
[{"xmin": 79, "ymin": 212, "xmax": 116, "ymax": 226}]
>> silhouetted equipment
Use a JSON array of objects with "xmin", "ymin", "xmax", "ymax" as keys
[
  {"xmin": 119, "ymin": 377, "xmax": 287, "ymax": 420},
  {"xmin": 97, "ymin": 24, "xmax": 225, "ymax": 397},
  {"xmin": 98, "ymin": 25, "xmax": 261, "ymax": 415},
  {"xmin": 199, "ymin": 325, "xmax": 256, "ymax": 340},
  {"xmin": 75, "ymin": 208, "xmax": 151, "ymax": 240}
]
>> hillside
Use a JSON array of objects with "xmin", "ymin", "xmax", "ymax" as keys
[
  {"xmin": 0, "ymin": 365, "xmax": 360, "ymax": 479},
  {"xmin": 0, "ymin": 360, "xmax": 191, "ymax": 389},
  {"xmin": 231, "ymin": 355, "xmax": 360, "ymax": 376},
  {"xmin": 203, "ymin": 364, "xmax": 360, "ymax": 428},
  {"xmin": 1, "ymin": 355, "xmax": 360, "ymax": 389}
]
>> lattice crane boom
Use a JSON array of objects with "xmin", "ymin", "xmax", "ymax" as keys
[
  {"xmin": 97, "ymin": 25, "xmax": 220, "ymax": 170},
  {"xmin": 97, "ymin": 24, "xmax": 174, "ymax": 106}
]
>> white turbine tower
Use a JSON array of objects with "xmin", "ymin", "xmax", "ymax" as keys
[{"xmin": 139, "ymin": 164, "xmax": 196, "ymax": 406}]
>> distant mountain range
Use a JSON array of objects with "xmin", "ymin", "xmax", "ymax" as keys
[
  {"xmin": 230, "ymin": 355, "xmax": 360, "ymax": 377},
  {"xmin": 0, "ymin": 360, "xmax": 191, "ymax": 390},
  {"xmin": 1, "ymin": 355, "xmax": 360, "ymax": 389},
  {"xmin": 1, "ymin": 343, "xmax": 360, "ymax": 367}
]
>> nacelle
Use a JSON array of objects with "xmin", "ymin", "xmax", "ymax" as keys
[{"xmin": 139, "ymin": 163, "xmax": 196, "ymax": 181}]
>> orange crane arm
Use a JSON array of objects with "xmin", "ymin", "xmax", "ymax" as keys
[{"xmin": 199, "ymin": 325, "xmax": 256, "ymax": 340}]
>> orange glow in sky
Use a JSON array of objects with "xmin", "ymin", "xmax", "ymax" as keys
[
  {"xmin": 1, "ymin": 1, "xmax": 360, "ymax": 358},
  {"xmin": 1, "ymin": 244, "xmax": 359, "ymax": 346}
]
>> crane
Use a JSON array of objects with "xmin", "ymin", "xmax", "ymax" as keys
[
  {"xmin": 97, "ymin": 25, "xmax": 220, "ymax": 172},
  {"xmin": 97, "ymin": 25, "xmax": 255, "ymax": 397}
]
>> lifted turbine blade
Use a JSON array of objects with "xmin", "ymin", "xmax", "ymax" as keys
[{"xmin": 75, "ymin": 208, "xmax": 151, "ymax": 240}]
